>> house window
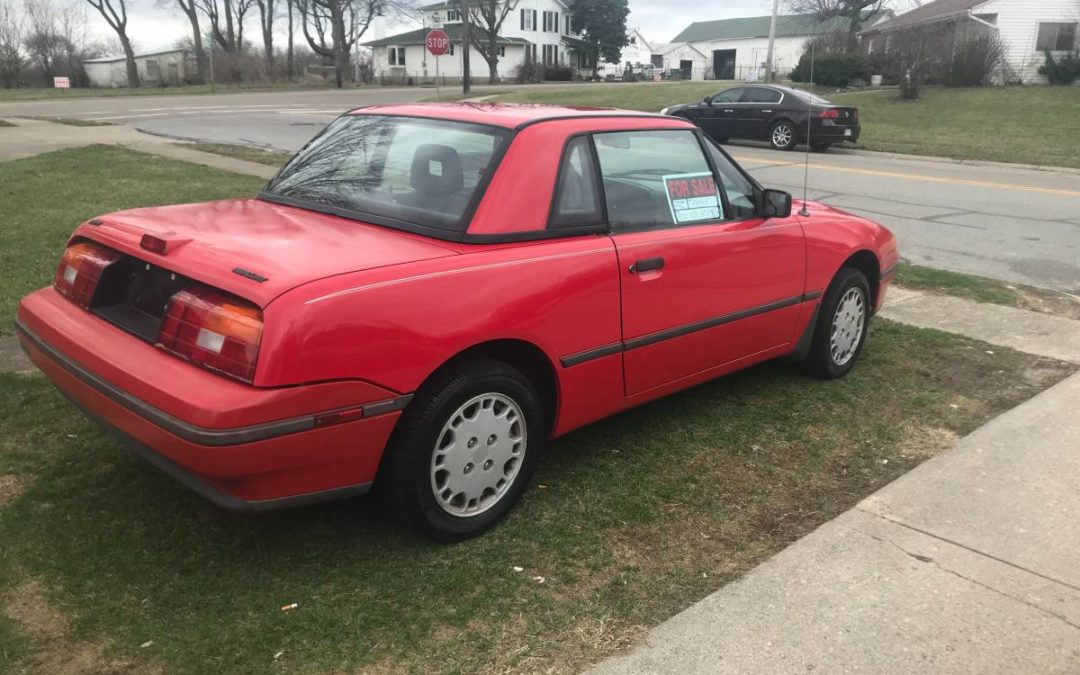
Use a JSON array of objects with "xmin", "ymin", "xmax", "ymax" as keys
[
  {"xmin": 446, "ymin": 9, "xmax": 461, "ymax": 22},
  {"xmin": 630, "ymin": 36, "xmax": 636, "ymax": 45},
  {"xmin": 565, "ymin": 15, "xmax": 571, "ymax": 35},
  {"xmin": 521, "ymin": 8, "xmax": 537, "ymax": 31},
  {"xmin": 525, "ymin": 44, "xmax": 537, "ymax": 63},
  {"xmin": 388, "ymin": 47, "xmax": 406, "ymax": 67},
  {"xmin": 1036, "ymin": 22, "xmax": 1077, "ymax": 51},
  {"xmin": 542, "ymin": 11, "xmax": 559, "ymax": 33},
  {"xmin": 448, "ymin": 43, "xmax": 456, "ymax": 56},
  {"xmin": 498, "ymin": 45, "xmax": 506, "ymax": 57},
  {"xmin": 543, "ymin": 44, "xmax": 559, "ymax": 66}
]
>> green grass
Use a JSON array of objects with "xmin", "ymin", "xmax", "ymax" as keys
[
  {"xmin": 191, "ymin": 142, "xmax": 293, "ymax": 167},
  {"xmin": 0, "ymin": 82, "xmax": 377, "ymax": 102},
  {"xmin": 1, "ymin": 324, "xmax": 1070, "ymax": 674},
  {"xmin": 0, "ymin": 146, "xmax": 264, "ymax": 335},
  {"xmin": 895, "ymin": 262, "xmax": 1021, "ymax": 306},
  {"xmin": 496, "ymin": 83, "xmax": 1080, "ymax": 169}
]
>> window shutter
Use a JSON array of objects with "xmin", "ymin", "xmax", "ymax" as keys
[{"xmin": 520, "ymin": 8, "xmax": 525, "ymax": 30}]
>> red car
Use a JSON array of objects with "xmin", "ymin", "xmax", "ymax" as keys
[{"xmin": 17, "ymin": 104, "xmax": 898, "ymax": 539}]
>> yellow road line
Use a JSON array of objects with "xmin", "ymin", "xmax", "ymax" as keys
[{"xmin": 731, "ymin": 155, "xmax": 1080, "ymax": 198}]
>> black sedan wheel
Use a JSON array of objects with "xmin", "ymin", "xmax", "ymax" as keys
[{"xmin": 769, "ymin": 121, "xmax": 797, "ymax": 151}]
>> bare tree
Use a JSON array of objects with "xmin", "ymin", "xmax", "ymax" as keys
[
  {"xmin": 255, "ymin": 0, "xmax": 274, "ymax": 71},
  {"xmin": 285, "ymin": 0, "xmax": 293, "ymax": 77},
  {"xmin": 0, "ymin": 0, "xmax": 24, "ymax": 87},
  {"xmin": 197, "ymin": 0, "xmax": 253, "ymax": 54},
  {"xmin": 83, "ymin": 0, "xmax": 140, "ymax": 86},
  {"xmin": 167, "ymin": 0, "xmax": 207, "ymax": 82},
  {"xmin": 466, "ymin": 0, "xmax": 518, "ymax": 84},
  {"xmin": 23, "ymin": 0, "xmax": 96, "ymax": 85},
  {"xmin": 785, "ymin": 0, "xmax": 888, "ymax": 52},
  {"xmin": 297, "ymin": 0, "xmax": 411, "ymax": 88}
]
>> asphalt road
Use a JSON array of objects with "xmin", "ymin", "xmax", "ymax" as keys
[{"xmin": 3, "ymin": 87, "xmax": 1078, "ymax": 293}]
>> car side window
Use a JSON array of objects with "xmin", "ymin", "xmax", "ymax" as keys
[
  {"xmin": 711, "ymin": 88, "xmax": 743, "ymax": 103},
  {"xmin": 550, "ymin": 136, "xmax": 603, "ymax": 229},
  {"xmin": 593, "ymin": 130, "xmax": 724, "ymax": 231},
  {"xmin": 741, "ymin": 88, "xmax": 782, "ymax": 104},
  {"xmin": 704, "ymin": 139, "xmax": 758, "ymax": 219}
]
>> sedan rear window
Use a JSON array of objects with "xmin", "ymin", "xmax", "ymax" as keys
[{"xmin": 263, "ymin": 115, "xmax": 510, "ymax": 233}]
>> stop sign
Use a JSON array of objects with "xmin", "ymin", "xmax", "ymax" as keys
[{"xmin": 426, "ymin": 29, "xmax": 450, "ymax": 57}]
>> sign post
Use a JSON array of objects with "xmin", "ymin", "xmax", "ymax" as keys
[{"xmin": 426, "ymin": 28, "xmax": 450, "ymax": 102}]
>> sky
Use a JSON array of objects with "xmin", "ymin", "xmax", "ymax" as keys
[{"xmin": 75, "ymin": 0, "xmax": 781, "ymax": 55}]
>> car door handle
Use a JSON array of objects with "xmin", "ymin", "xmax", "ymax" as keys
[
  {"xmin": 762, "ymin": 109, "xmax": 772, "ymax": 113},
  {"xmin": 723, "ymin": 109, "xmax": 734, "ymax": 113},
  {"xmin": 629, "ymin": 257, "xmax": 665, "ymax": 273}
]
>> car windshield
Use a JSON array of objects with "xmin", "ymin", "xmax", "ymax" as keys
[{"xmin": 262, "ymin": 115, "xmax": 511, "ymax": 233}]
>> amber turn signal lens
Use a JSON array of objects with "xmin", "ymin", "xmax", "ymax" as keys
[
  {"xmin": 53, "ymin": 241, "xmax": 121, "ymax": 308},
  {"xmin": 157, "ymin": 287, "xmax": 264, "ymax": 383}
]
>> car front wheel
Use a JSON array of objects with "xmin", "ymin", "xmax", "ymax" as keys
[
  {"xmin": 769, "ymin": 121, "xmax": 797, "ymax": 151},
  {"xmin": 804, "ymin": 267, "xmax": 871, "ymax": 379},
  {"xmin": 382, "ymin": 358, "xmax": 545, "ymax": 541}
]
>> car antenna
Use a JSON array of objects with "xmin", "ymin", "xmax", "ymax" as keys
[{"xmin": 798, "ymin": 41, "xmax": 815, "ymax": 217}]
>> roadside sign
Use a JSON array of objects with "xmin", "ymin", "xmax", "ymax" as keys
[
  {"xmin": 53, "ymin": 76, "xmax": 70, "ymax": 89},
  {"xmin": 426, "ymin": 29, "xmax": 450, "ymax": 57}
]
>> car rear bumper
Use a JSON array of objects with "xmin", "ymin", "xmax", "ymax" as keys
[
  {"xmin": 812, "ymin": 122, "xmax": 860, "ymax": 143},
  {"xmin": 16, "ymin": 287, "xmax": 410, "ymax": 511}
]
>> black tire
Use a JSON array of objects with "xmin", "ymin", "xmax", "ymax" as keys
[
  {"xmin": 769, "ymin": 120, "xmax": 797, "ymax": 151},
  {"xmin": 804, "ymin": 267, "xmax": 872, "ymax": 379},
  {"xmin": 810, "ymin": 141, "xmax": 832, "ymax": 152},
  {"xmin": 381, "ymin": 358, "xmax": 545, "ymax": 541}
]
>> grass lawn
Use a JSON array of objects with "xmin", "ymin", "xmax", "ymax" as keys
[
  {"xmin": 896, "ymin": 262, "xmax": 1080, "ymax": 320},
  {"xmin": 191, "ymin": 142, "xmax": 293, "ymax": 167},
  {"xmin": 0, "ymin": 82, "xmax": 378, "ymax": 102},
  {"xmin": 0, "ymin": 146, "xmax": 264, "ymax": 336},
  {"xmin": 0, "ymin": 146, "xmax": 1075, "ymax": 674},
  {"xmin": 496, "ymin": 83, "xmax": 1080, "ymax": 169}
]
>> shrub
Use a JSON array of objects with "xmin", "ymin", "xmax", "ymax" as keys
[
  {"xmin": 1039, "ymin": 50, "xmax": 1080, "ymax": 85},
  {"xmin": 791, "ymin": 52, "xmax": 870, "ymax": 86},
  {"xmin": 514, "ymin": 60, "xmax": 543, "ymax": 84},
  {"xmin": 543, "ymin": 64, "xmax": 573, "ymax": 81},
  {"xmin": 945, "ymin": 30, "xmax": 1005, "ymax": 86}
]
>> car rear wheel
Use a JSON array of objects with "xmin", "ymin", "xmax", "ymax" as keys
[
  {"xmin": 769, "ymin": 121, "xmax": 797, "ymax": 151},
  {"xmin": 381, "ymin": 358, "xmax": 545, "ymax": 541},
  {"xmin": 804, "ymin": 267, "xmax": 871, "ymax": 379}
]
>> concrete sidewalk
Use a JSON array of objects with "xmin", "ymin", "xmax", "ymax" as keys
[
  {"xmin": 0, "ymin": 117, "xmax": 278, "ymax": 179},
  {"xmin": 589, "ymin": 298, "xmax": 1080, "ymax": 674}
]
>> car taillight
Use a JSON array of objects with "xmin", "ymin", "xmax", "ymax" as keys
[
  {"xmin": 53, "ymin": 241, "xmax": 121, "ymax": 308},
  {"xmin": 852, "ymin": 108, "xmax": 859, "ymax": 122},
  {"xmin": 157, "ymin": 287, "xmax": 263, "ymax": 383},
  {"xmin": 819, "ymin": 109, "xmax": 840, "ymax": 119}
]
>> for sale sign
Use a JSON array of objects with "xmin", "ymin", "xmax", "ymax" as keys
[
  {"xmin": 663, "ymin": 172, "xmax": 722, "ymax": 223},
  {"xmin": 426, "ymin": 29, "xmax": 450, "ymax": 57},
  {"xmin": 53, "ymin": 76, "xmax": 70, "ymax": 89}
]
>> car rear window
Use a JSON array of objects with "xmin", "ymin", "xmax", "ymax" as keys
[{"xmin": 262, "ymin": 115, "xmax": 510, "ymax": 233}]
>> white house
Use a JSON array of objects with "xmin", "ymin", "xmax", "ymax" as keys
[
  {"xmin": 83, "ymin": 49, "xmax": 191, "ymax": 88},
  {"xmin": 671, "ymin": 12, "xmax": 893, "ymax": 81},
  {"xmin": 597, "ymin": 29, "xmax": 710, "ymax": 81},
  {"xmin": 859, "ymin": 0, "xmax": 1080, "ymax": 84},
  {"xmin": 365, "ymin": 0, "xmax": 590, "ymax": 82}
]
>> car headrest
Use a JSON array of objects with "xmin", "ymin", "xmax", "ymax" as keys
[{"xmin": 410, "ymin": 144, "xmax": 464, "ymax": 196}]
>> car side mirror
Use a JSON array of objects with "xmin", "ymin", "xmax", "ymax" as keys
[
  {"xmin": 760, "ymin": 189, "xmax": 792, "ymax": 219},
  {"xmin": 703, "ymin": 95, "xmax": 713, "ymax": 105}
]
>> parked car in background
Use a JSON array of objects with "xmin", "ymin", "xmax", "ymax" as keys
[
  {"xmin": 17, "ymin": 104, "xmax": 896, "ymax": 540},
  {"xmin": 662, "ymin": 85, "xmax": 860, "ymax": 151}
]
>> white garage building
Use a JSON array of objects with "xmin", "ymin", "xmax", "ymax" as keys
[
  {"xmin": 671, "ymin": 12, "xmax": 893, "ymax": 81},
  {"xmin": 83, "ymin": 49, "xmax": 191, "ymax": 88}
]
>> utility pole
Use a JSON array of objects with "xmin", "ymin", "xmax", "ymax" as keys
[
  {"xmin": 461, "ymin": 0, "xmax": 472, "ymax": 94},
  {"xmin": 765, "ymin": 0, "xmax": 779, "ymax": 82}
]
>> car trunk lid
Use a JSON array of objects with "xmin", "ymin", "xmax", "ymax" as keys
[{"xmin": 78, "ymin": 198, "xmax": 459, "ymax": 307}]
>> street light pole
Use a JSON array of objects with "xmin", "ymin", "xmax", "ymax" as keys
[
  {"xmin": 765, "ymin": 0, "xmax": 779, "ymax": 82},
  {"xmin": 461, "ymin": 0, "xmax": 472, "ymax": 95}
]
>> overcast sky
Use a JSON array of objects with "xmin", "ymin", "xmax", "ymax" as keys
[{"xmin": 85, "ymin": 0, "xmax": 787, "ymax": 55}]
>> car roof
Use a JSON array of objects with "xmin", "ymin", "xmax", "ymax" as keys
[{"xmin": 346, "ymin": 102, "xmax": 670, "ymax": 130}]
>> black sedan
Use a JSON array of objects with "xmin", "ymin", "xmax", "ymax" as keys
[{"xmin": 661, "ymin": 85, "xmax": 860, "ymax": 152}]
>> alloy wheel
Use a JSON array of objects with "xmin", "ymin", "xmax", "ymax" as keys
[{"xmin": 772, "ymin": 124, "xmax": 794, "ymax": 148}]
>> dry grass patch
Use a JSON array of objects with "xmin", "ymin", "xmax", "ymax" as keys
[{"xmin": 0, "ymin": 474, "xmax": 31, "ymax": 507}]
